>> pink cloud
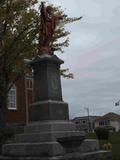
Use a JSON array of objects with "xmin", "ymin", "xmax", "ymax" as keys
[{"xmin": 73, "ymin": 37, "xmax": 120, "ymax": 70}]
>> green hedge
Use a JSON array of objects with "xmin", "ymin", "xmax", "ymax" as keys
[{"xmin": 95, "ymin": 127, "xmax": 109, "ymax": 140}]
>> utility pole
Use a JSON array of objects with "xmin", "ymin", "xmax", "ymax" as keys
[{"xmin": 84, "ymin": 107, "xmax": 91, "ymax": 132}]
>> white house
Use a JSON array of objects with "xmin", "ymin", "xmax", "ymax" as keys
[
  {"xmin": 72, "ymin": 116, "xmax": 100, "ymax": 132},
  {"xmin": 94, "ymin": 112, "xmax": 120, "ymax": 132}
]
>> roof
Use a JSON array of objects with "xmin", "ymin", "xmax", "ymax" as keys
[
  {"xmin": 95, "ymin": 112, "xmax": 120, "ymax": 122},
  {"xmin": 72, "ymin": 116, "xmax": 100, "ymax": 121}
]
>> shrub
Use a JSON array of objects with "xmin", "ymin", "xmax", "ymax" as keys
[
  {"xmin": 95, "ymin": 127, "xmax": 109, "ymax": 140},
  {"xmin": 102, "ymin": 143, "xmax": 112, "ymax": 150}
]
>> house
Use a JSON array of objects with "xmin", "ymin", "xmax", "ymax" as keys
[
  {"xmin": 72, "ymin": 116, "xmax": 99, "ymax": 132},
  {"xmin": 94, "ymin": 112, "xmax": 120, "ymax": 132},
  {"xmin": 5, "ymin": 74, "xmax": 33, "ymax": 126}
]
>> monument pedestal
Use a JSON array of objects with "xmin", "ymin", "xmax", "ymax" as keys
[
  {"xmin": 28, "ymin": 55, "xmax": 69, "ymax": 122},
  {"xmin": 0, "ymin": 55, "xmax": 112, "ymax": 160},
  {"xmin": 29, "ymin": 101, "xmax": 69, "ymax": 121}
]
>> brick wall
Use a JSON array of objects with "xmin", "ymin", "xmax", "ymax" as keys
[{"xmin": 5, "ymin": 75, "xmax": 33, "ymax": 125}]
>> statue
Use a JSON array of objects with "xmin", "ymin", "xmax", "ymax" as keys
[{"xmin": 39, "ymin": 2, "xmax": 66, "ymax": 55}]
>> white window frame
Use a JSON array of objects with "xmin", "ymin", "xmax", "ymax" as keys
[
  {"xmin": 8, "ymin": 85, "xmax": 17, "ymax": 110},
  {"xmin": 25, "ymin": 77, "xmax": 33, "ymax": 90}
]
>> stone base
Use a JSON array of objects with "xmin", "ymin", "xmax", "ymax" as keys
[
  {"xmin": 2, "ymin": 121, "xmax": 84, "ymax": 157},
  {"xmin": 24, "ymin": 121, "xmax": 76, "ymax": 133},
  {"xmin": 3, "ymin": 142, "xmax": 64, "ymax": 157},
  {"xmin": 29, "ymin": 101, "xmax": 69, "ymax": 121},
  {"xmin": 3, "ymin": 138, "xmax": 98, "ymax": 157},
  {"xmin": 0, "ymin": 151, "xmax": 112, "ymax": 160},
  {"xmin": 1, "ymin": 121, "xmax": 112, "ymax": 160}
]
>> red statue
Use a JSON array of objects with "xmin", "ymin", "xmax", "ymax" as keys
[{"xmin": 39, "ymin": 2, "xmax": 66, "ymax": 55}]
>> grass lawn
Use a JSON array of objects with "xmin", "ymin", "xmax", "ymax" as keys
[{"xmin": 86, "ymin": 132, "xmax": 120, "ymax": 160}]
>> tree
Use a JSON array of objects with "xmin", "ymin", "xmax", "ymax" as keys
[{"xmin": 0, "ymin": 0, "xmax": 82, "ymax": 124}]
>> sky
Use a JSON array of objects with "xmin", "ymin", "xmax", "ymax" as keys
[{"xmin": 38, "ymin": 0, "xmax": 120, "ymax": 118}]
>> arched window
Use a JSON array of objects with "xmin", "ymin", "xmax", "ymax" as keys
[{"xmin": 8, "ymin": 85, "xmax": 17, "ymax": 110}]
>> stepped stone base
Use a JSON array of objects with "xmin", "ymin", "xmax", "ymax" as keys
[
  {"xmin": 2, "ymin": 139, "xmax": 99, "ymax": 157},
  {"xmin": 2, "ymin": 121, "xmax": 84, "ymax": 157},
  {"xmin": 1, "ymin": 121, "xmax": 112, "ymax": 160},
  {"xmin": 0, "ymin": 151, "xmax": 112, "ymax": 160},
  {"xmin": 3, "ymin": 142, "xmax": 64, "ymax": 157},
  {"xmin": 24, "ymin": 121, "xmax": 76, "ymax": 133}
]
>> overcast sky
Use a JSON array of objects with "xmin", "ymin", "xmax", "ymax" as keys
[{"xmin": 38, "ymin": 0, "xmax": 120, "ymax": 118}]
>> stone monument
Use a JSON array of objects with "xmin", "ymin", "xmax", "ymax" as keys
[{"xmin": 0, "ymin": 2, "xmax": 112, "ymax": 160}]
